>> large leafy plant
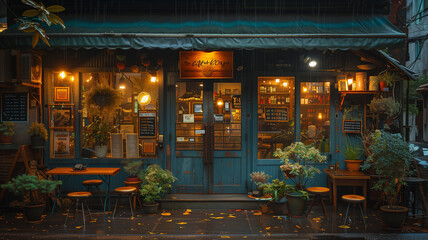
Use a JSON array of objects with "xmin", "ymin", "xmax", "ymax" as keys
[
  {"xmin": 0, "ymin": 122, "xmax": 15, "ymax": 136},
  {"xmin": 275, "ymin": 142, "xmax": 327, "ymax": 190},
  {"xmin": 1, "ymin": 174, "xmax": 62, "ymax": 205},
  {"xmin": 341, "ymin": 137, "xmax": 363, "ymax": 160},
  {"xmin": 82, "ymin": 118, "xmax": 113, "ymax": 147},
  {"xmin": 250, "ymin": 171, "xmax": 271, "ymax": 186},
  {"xmin": 28, "ymin": 122, "xmax": 48, "ymax": 141},
  {"xmin": 361, "ymin": 131, "xmax": 414, "ymax": 207},
  {"xmin": 122, "ymin": 160, "xmax": 144, "ymax": 178},
  {"xmin": 138, "ymin": 164, "xmax": 177, "ymax": 204}
]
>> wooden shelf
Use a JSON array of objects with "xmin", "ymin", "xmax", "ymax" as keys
[{"xmin": 339, "ymin": 91, "xmax": 379, "ymax": 110}]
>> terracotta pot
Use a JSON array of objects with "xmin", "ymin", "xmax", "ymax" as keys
[
  {"xmin": 379, "ymin": 81, "xmax": 387, "ymax": 91},
  {"xmin": 0, "ymin": 134, "xmax": 13, "ymax": 144},
  {"xmin": 380, "ymin": 205, "xmax": 408, "ymax": 229},
  {"xmin": 345, "ymin": 160, "xmax": 363, "ymax": 171}
]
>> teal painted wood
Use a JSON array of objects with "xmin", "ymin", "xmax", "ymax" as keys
[
  {"xmin": 173, "ymin": 156, "xmax": 205, "ymax": 193},
  {"xmin": 212, "ymin": 155, "xmax": 242, "ymax": 193}
]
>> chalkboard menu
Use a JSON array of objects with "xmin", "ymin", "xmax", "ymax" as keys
[
  {"xmin": 264, "ymin": 107, "xmax": 288, "ymax": 122},
  {"xmin": 1, "ymin": 93, "xmax": 28, "ymax": 122},
  {"xmin": 343, "ymin": 120, "xmax": 362, "ymax": 133},
  {"xmin": 139, "ymin": 112, "xmax": 156, "ymax": 138}
]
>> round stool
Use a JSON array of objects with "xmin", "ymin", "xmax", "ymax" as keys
[
  {"xmin": 64, "ymin": 191, "xmax": 93, "ymax": 228},
  {"xmin": 82, "ymin": 179, "xmax": 104, "ymax": 208},
  {"xmin": 124, "ymin": 181, "xmax": 143, "ymax": 211},
  {"xmin": 342, "ymin": 195, "xmax": 366, "ymax": 228},
  {"xmin": 112, "ymin": 186, "xmax": 137, "ymax": 218},
  {"xmin": 404, "ymin": 177, "xmax": 426, "ymax": 217},
  {"xmin": 306, "ymin": 187, "xmax": 330, "ymax": 218}
]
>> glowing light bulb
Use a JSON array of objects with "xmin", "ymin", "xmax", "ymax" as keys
[
  {"xmin": 303, "ymin": 87, "xmax": 308, "ymax": 92},
  {"xmin": 308, "ymin": 60, "xmax": 317, "ymax": 68},
  {"xmin": 275, "ymin": 79, "xmax": 280, "ymax": 83},
  {"xmin": 119, "ymin": 85, "xmax": 125, "ymax": 89},
  {"xmin": 71, "ymin": 76, "xmax": 74, "ymax": 82},
  {"xmin": 283, "ymin": 82, "xmax": 288, "ymax": 87},
  {"xmin": 318, "ymin": 113, "xmax": 322, "ymax": 119},
  {"xmin": 59, "ymin": 71, "xmax": 66, "ymax": 79},
  {"xmin": 151, "ymin": 76, "xmax": 157, "ymax": 82}
]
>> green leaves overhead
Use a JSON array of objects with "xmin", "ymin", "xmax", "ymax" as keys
[{"xmin": 19, "ymin": 0, "xmax": 66, "ymax": 48}]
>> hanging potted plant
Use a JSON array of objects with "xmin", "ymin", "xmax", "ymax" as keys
[
  {"xmin": 1, "ymin": 174, "xmax": 62, "ymax": 222},
  {"xmin": 368, "ymin": 97, "xmax": 400, "ymax": 119},
  {"xmin": 340, "ymin": 136, "xmax": 364, "ymax": 171},
  {"xmin": 274, "ymin": 142, "xmax": 327, "ymax": 217},
  {"xmin": 138, "ymin": 164, "xmax": 177, "ymax": 214},
  {"xmin": 28, "ymin": 122, "xmax": 48, "ymax": 148},
  {"xmin": 361, "ymin": 130, "xmax": 414, "ymax": 229},
  {"xmin": 0, "ymin": 122, "xmax": 15, "ymax": 144},
  {"xmin": 250, "ymin": 171, "xmax": 271, "ymax": 197}
]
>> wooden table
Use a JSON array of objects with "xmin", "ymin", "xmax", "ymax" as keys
[
  {"xmin": 46, "ymin": 167, "xmax": 120, "ymax": 216},
  {"xmin": 323, "ymin": 169, "xmax": 370, "ymax": 213}
]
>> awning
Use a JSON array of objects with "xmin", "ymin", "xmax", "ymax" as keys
[
  {"xmin": 377, "ymin": 50, "xmax": 418, "ymax": 80},
  {"xmin": 0, "ymin": 14, "xmax": 405, "ymax": 50}
]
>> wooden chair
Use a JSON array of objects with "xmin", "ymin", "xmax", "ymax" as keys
[
  {"xmin": 306, "ymin": 187, "xmax": 330, "ymax": 218},
  {"xmin": 342, "ymin": 194, "xmax": 366, "ymax": 228},
  {"xmin": 64, "ymin": 191, "xmax": 93, "ymax": 228},
  {"xmin": 112, "ymin": 186, "xmax": 137, "ymax": 218},
  {"xmin": 82, "ymin": 179, "xmax": 104, "ymax": 208}
]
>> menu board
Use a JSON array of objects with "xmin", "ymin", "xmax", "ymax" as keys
[
  {"xmin": 343, "ymin": 120, "xmax": 362, "ymax": 133},
  {"xmin": 264, "ymin": 107, "xmax": 288, "ymax": 122},
  {"xmin": 1, "ymin": 93, "xmax": 28, "ymax": 122},
  {"xmin": 139, "ymin": 112, "xmax": 156, "ymax": 138}
]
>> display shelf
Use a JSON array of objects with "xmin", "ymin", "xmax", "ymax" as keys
[{"xmin": 339, "ymin": 91, "xmax": 379, "ymax": 110}]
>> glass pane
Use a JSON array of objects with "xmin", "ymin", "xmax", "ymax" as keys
[
  {"xmin": 258, "ymin": 77, "xmax": 295, "ymax": 159},
  {"xmin": 300, "ymin": 82, "xmax": 330, "ymax": 153},
  {"xmin": 213, "ymin": 83, "xmax": 241, "ymax": 150},
  {"xmin": 176, "ymin": 82, "xmax": 204, "ymax": 150}
]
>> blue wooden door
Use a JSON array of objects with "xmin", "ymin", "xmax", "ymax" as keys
[{"xmin": 173, "ymin": 81, "xmax": 245, "ymax": 193}]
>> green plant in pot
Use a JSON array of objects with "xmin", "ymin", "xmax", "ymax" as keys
[
  {"xmin": 1, "ymin": 174, "xmax": 62, "ymax": 222},
  {"xmin": 340, "ymin": 136, "xmax": 363, "ymax": 171},
  {"xmin": 122, "ymin": 159, "xmax": 144, "ymax": 182},
  {"xmin": 361, "ymin": 130, "xmax": 414, "ymax": 228},
  {"xmin": 368, "ymin": 97, "xmax": 400, "ymax": 119},
  {"xmin": 82, "ymin": 118, "xmax": 113, "ymax": 158},
  {"xmin": 274, "ymin": 142, "xmax": 326, "ymax": 217},
  {"xmin": 138, "ymin": 164, "xmax": 177, "ymax": 214},
  {"xmin": 250, "ymin": 171, "xmax": 271, "ymax": 197},
  {"xmin": 0, "ymin": 122, "xmax": 15, "ymax": 144},
  {"xmin": 28, "ymin": 122, "xmax": 48, "ymax": 148},
  {"xmin": 261, "ymin": 180, "xmax": 307, "ymax": 216}
]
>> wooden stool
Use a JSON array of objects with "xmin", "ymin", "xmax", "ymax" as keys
[
  {"xmin": 64, "ymin": 192, "xmax": 93, "ymax": 228},
  {"xmin": 112, "ymin": 186, "xmax": 137, "ymax": 218},
  {"xmin": 404, "ymin": 177, "xmax": 426, "ymax": 216},
  {"xmin": 306, "ymin": 187, "xmax": 330, "ymax": 218},
  {"xmin": 82, "ymin": 179, "xmax": 104, "ymax": 208},
  {"xmin": 124, "ymin": 181, "xmax": 143, "ymax": 211},
  {"xmin": 342, "ymin": 195, "xmax": 366, "ymax": 228}
]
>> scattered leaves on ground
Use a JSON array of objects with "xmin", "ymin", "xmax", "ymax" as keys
[
  {"xmin": 339, "ymin": 225, "xmax": 350, "ymax": 229},
  {"xmin": 161, "ymin": 212, "xmax": 171, "ymax": 216},
  {"xmin": 176, "ymin": 222, "xmax": 187, "ymax": 225}
]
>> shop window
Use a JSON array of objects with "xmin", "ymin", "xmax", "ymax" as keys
[
  {"xmin": 300, "ymin": 82, "xmax": 330, "ymax": 153},
  {"xmin": 257, "ymin": 77, "xmax": 295, "ymax": 159},
  {"xmin": 49, "ymin": 71, "xmax": 76, "ymax": 158},
  {"xmin": 80, "ymin": 72, "xmax": 159, "ymax": 158}
]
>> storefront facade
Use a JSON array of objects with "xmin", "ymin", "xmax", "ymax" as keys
[{"xmin": 0, "ymin": 1, "xmax": 413, "ymax": 193}]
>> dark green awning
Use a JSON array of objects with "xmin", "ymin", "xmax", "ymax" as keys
[{"xmin": 0, "ymin": 15, "xmax": 405, "ymax": 50}]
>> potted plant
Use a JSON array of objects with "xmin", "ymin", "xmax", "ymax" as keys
[
  {"xmin": 0, "ymin": 122, "xmax": 15, "ymax": 144},
  {"xmin": 274, "ymin": 142, "xmax": 327, "ymax": 217},
  {"xmin": 122, "ymin": 159, "xmax": 144, "ymax": 182},
  {"xmin": 341, "ymin": 136, "xmax": 363, "ymax": 171},
  {"xmin": 82, "ymin": 118, "xmax": 113, "ymax": 157},
  {"xmin": 138, "ymin": 164, "xmax": 177, "ymax": 214},
  {"xmin": 361, "ymin": 130, "xmax": 414, "ymax": 228},
  {"xmin": 83, "ymin": 84, "xmax": 122, "ymax": 121},
  {"xmin": 250, "ymin": 171, "xmax": 271, "ymax": 197},
  {"xmin": 374, "ymin": 72, "xmax": 399, "ymax": 92},
  {"xmin": 1, "ymin": 174, "xmax": 62, "ymax": 222},
  {"xmin": 28, "ymin": 122, "xmax": 48, "ymax": 148},
  {"xmin": 260, "ymin": 179, "xmax": 290, "ymax": 215},
  {"xmin": 368, "ymin": 97, "xmax": 400, "ymax": 119}
]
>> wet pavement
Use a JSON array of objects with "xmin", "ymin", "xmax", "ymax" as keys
[{"xmin": 0, "ymin": 203, "xmax": 427, "ymax": 240}]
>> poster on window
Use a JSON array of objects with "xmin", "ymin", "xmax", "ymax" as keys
[{"xmin": 53, "ymin": 131, "xmax": 70, "ymax": 156}]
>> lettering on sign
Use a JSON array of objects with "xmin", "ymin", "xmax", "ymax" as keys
[
  {"xmin": 264, "ymin": 107, "xmax": 288, "ymax": 122},
  {"xmin": 179, "ymin": 51, "xmax": 233, "ymax": 79},
  {"xmin": 139, "ymin": 112, "xmax": 157, "ymax": 138},
  {"xmin": 1, "ymin": 93, "xmax": 28, "ymax": 122},
  {"xmin": 343, "ymin": 120, "xmax": 362, "ymax": 133}
]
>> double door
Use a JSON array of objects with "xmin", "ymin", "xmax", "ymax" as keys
[{"xmin": 173, "ymin": 81, "xmax": 245, "ymax": 193}]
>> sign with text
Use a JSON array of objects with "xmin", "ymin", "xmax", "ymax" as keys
[
  {"xmin": 264, "ymin": 107, "xmax": 288, "ymax": 122},
  {"xmin": 179, "ymin": 51, "xmax": 233, "ymax": 79},
  {"xmin": 1, "ymin": 93, "xmax": 28, "ymax": 122},
  {"xmin": 343, "ymin": 120, "xmax": 362, "ymax": 133},
  {"xmin": 139, "ymin": 111, "xmax": 157, "ymax": 138}
]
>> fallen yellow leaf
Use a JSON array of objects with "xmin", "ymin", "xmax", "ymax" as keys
[
  {"xmin": 312, "ymin": 217, "xmax": 321, "ymax": 221},
  {"xmin": 253, "ymin": 212, "xmax": 262, "ymax": 216},
  {"xmin": 161, "ymin": 212, "xmax": 171, "ymax": 216},
  {"xmin": 266, "ymin": 227, "xmax": 271, "ymax": 230},
  {"xmin": 185, "ymin": 209, "xmax": 192, "ymax": 213},
  {"xmin": 177, "ymin": 222, "xmax": 187, "ymax": 225},
  {"xmin": 166, "ymin": 219, "xmax": 172, "ymax": 222},
  {"xmin": 182, "ymin": 212, "xmax": 190, "ymax": 215},
  {"xmin": 220, "ymin": 236, "xmax": 230, "ymax": 239},
  {"xmin": 295, "ymin": 225, "xmax": 301, "ymax": 228},
  {"xmin": 339, "ymin": 225, "xmax": 350, "ymax": 229}
]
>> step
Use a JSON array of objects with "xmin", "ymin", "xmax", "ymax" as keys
[{"xmin": 159, "ymin": 193, "xmax": 271, "ymax": 210}]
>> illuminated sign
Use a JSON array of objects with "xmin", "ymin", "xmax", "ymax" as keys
[{"xmin": 179, "ymin": 51, "xmax": 233, "ymax": 79}]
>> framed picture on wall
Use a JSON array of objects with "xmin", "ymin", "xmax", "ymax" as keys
[
  {"xmin": 338, "ymin": 80, "xmax": 348, "ymax": 91},
  {"xmin": 54, "ymin": 87, "xmax": 70, "ymax": 102},
  {"xmin": 53, "ymin": 131, "xmax": 70, "ymax": 156},
  {"xmin": 49, "ymin": 104, "xmax": 74, "ymax": 130}
]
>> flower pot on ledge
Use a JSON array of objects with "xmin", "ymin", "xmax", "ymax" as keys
[{"xmin": 345, "ymin": 159, "xmax": 363, "ymax": 171}]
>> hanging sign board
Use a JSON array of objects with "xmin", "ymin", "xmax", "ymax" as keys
[
  {"xmin": 139, "ymin": 111, "xmax": 157, "ymax": 138},
  {"xmin": 179, "ymin": 51, "xmax": 233, "ymax": 79},
  {"xmin": 264, "ymin": 107, "xmax": 288, "ymax": 122},
  {"xmin": 1, "ymin": 92, "xmax": 28, "ymax": 122},
  {"xmin": 343, "ymin": 120, "xmax": 362, "ymax": 133}
]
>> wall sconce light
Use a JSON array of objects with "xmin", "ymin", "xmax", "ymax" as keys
[
  {"xmin": 119, "ymin": 73, "xmax": 133, "ymax": 89},
  {"xmin": 150, "ymin": 72, "xmax": 157, "ymax": 82},
  {"xmin": 137, "ymin": 92, "xmax": 151, "ymax": 106},
  {"xmin": 347, "ymin": 74, "xmax": 353, "ymax": 91},
  {"xmin": 275, "ymin": 78, "xmax": 280, "ymax": 83},
  {"xmin": 304, "ymin": 57, "xmax": 317, "ymax": 68},
  {"xmin": 59, "ymin": 71, "xmax": 66, "ymax": 79},
  {"xmin": 217, "ymin": 98, "xmax": 224, "ymax": 106}
]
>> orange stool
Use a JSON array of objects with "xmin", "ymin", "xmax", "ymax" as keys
[
  {"xmin": 306, "ymin": 187, "xmax": 330, "ymax": 218},
  {"xmin": 82, "ymin": 179, "xmax": 104, "ymax": 208},
  {"xmin": 124, "ymin": 181, "xmax": 143, "ymax": 211},
  {"xmin": 342, "ymin": 195, "xmax": 366, "ymax": 228},
  {"xmin": 112, "ymin": 186, "xmax": 137, "ymax": 218},
  {"xmin": 64, "ymin": 192, "xmax": 93, "ymax": 228}
]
